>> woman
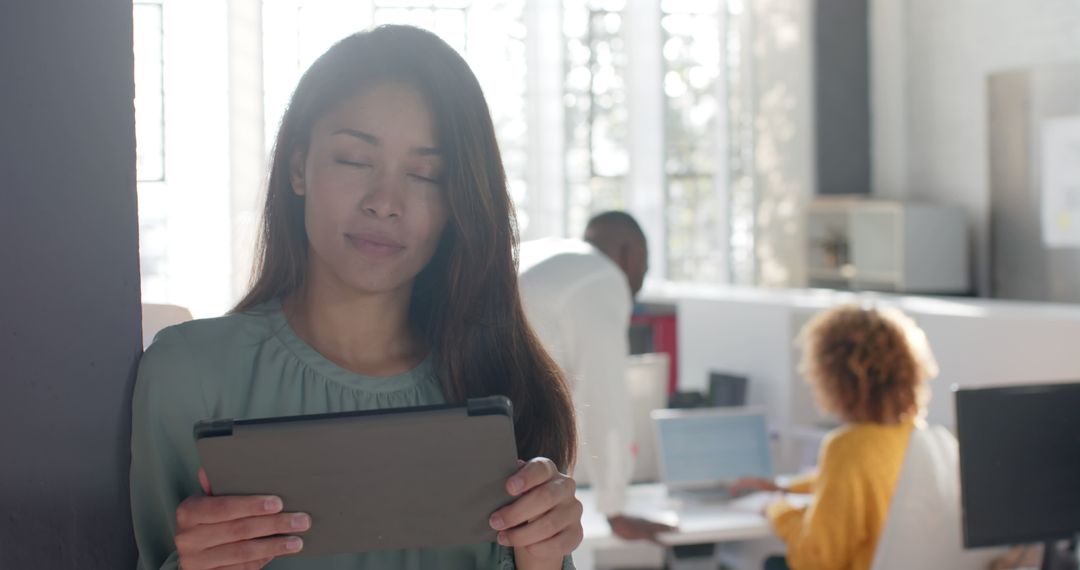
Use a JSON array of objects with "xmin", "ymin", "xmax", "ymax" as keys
[
  {"xmin": 733, "ymin": 304, "xmax": 938, "ymax": 570},
  {"xmin": 131, "ymin": 26, "xmax": 581, "ymax": 570}
]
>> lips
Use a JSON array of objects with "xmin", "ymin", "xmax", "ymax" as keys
[{"xmin": 344, "ymin": 232, "xmax": 405, "ymax": 257}]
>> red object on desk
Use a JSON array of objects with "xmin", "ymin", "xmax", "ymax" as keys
[{"xmin": 631, "ymin": 314, "xmax": 678, "ymax": 394}]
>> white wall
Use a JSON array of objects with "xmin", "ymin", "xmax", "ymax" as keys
[
  {"xmin": 871, "ymin": 0, "xmax": 1080, "ymax": 295},
  {"xmin": 644, "ymin": 282, "xmax": 1080, "ymax": 471}
]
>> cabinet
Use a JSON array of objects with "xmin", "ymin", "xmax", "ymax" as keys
[{"xmin": 806, "ymin": 199, "xmax": 970, "ymax": 294}]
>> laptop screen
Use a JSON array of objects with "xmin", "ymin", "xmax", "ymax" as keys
[{"xmin": 653, "ymin": 409, "xmax": 774, "ymax": 487}]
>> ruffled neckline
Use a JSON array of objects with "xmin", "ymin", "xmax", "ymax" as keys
[{"xmin": 261, "ymin": 298, "xmax": 435, "ymax": 394}]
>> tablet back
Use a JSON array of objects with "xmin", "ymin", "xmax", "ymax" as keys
[{"xmin": 195, "ymin": 397, "xmax": 518, "ymax": 556}]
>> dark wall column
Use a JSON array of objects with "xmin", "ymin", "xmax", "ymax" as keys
[
  {"xmin": 814, "ymin": 0, "xmax": 872, "ymax": 195},
  {"xmin": 0, "ymin": 1, "xmax": 141, "ymax": 567}
]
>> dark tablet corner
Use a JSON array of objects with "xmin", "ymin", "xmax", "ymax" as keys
[
  {"xmin": 194, "ymin": 418, "xmax": 234, "ymax": 440},
  {"xmin": 467, "ymin": 396, "xmax": 513, "ymax": 417}
]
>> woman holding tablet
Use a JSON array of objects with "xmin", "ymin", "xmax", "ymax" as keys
[{"xmin": 131, "ymin": 26, "xmax": 581, "ymax": 570}]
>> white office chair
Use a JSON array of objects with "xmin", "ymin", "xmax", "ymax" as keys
[
  {"xmin": 576, "ymin": 354, "xmax": 670, "ymax": 570},
  {"xmin": 871, "ymin": 424, "xmax": 1005, "ymax": 570},
  {"xmin": 576, "ymin": 352, "xmax": 670, "ymax": 488},
  {"xmin": 625, "ymin": 352, "xmax": 670, "ymax": 483},
  {"xmin": 141, "ymin": 303, "xmax": 193, "ymax": 349}
]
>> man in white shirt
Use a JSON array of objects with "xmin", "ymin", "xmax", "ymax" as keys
[{"xmin": 518, "ymin": 211, "xmax": 673, "ymax": 541}]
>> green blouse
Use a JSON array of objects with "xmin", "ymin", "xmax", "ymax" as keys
[{"xmin": 130, "ymin": 300, "xmax": 540, "ymax": 569}]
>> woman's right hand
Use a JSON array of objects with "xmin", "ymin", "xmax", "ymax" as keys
[
  {"xmin": 729, "ymin": 477, "xmax": 782, "ymax": 496},
  {"xmin": 173, "ymin": 468, "xmax": 310, "ymax": 570}
]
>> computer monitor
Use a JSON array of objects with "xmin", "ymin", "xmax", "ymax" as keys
[
  {"xmin": 652, "ymin": 408, "xmax": 774, "ymax": 490},
  {"xmin": 955, "ymin": 382, "xmax": 1080, "ymax": 550},
  {"xmin": 708, "ymin": 371, "xmax": 749, "ymax": 407}
]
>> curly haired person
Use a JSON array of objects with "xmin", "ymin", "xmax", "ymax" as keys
[{"xmin": 733, "ymin": 304, "xmax": 939, "ymax": 570}]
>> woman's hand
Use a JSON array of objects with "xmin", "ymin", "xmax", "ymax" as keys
[
  {"xmin": 488, "ymin": 458, "xmax": 583, "ymax": 569},
  {"xmin": 173, "ymin": 468, "xmax": 310, "ymax": 570},
  {"xmin": 729, "ymin": 477, "xmax": 782, "ymax": 496}
]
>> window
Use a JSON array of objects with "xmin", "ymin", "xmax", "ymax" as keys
[
  {"xmin": 134, "ymin": 0, "xmax": 233, "ymax": 317},
  {"xmin": 133, "ymin": 1, "xmax": 165, "ymax": 183},
  {"xmin": 562, "ymin": 0, "xmax": 748, "ymax": 284},
  {"xmin": 562, "ymin": 0, "xmax": 629, "ymax": 237},
  {"xmin": 136, "ymin": 0, "xmax": 754, "ymax": 317},
  {"xmin": 661, "ymin": 0, "xmax": 724, "ymax": 281},
  {"xmin": 725, "ymin": 0, "xmax": 756, "ymax": 286},
  {"xmin": 133, "ymin": 1, "xmax": 168, "ymax": 303}
]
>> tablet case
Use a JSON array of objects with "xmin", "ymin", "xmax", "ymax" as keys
[{"xmin": 194, "ymin": 396, "xmax": 518, "ymax": 556}]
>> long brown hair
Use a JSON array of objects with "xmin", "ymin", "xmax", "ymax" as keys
[{"xmin": 235, "ymin": 26, "xmax": 576, "ymax": 470}]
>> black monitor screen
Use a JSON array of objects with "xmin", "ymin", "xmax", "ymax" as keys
[
  {"xmin": 955, "ymin": 382, "xmax": 1080, "ymax": 548},
  {"xmin": 708, "ymin": 372, "xmax": 748, "ymax": 407}
]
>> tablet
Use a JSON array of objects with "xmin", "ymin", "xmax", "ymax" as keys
[{"xmin": 194, "ymin": 396, "xmax": 518, "ymax": 556}]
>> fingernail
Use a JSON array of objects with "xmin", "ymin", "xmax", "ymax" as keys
[
  {"xmin": 285, "ymin": 537, "xmax": 303, "ymax": 552},
  {"xmin": 264, "ymin": 497, "xmax": 283, "ymax": 513},
  {"xmin": 497, "ymin": 532, "xmax": 510, "ymax": 546},
  {"xmin": 291, "ymin": 514, "xmax": 311, "ymax": 530},
  {"xmin": 508, "ymin": 477, "xmax": 524, "ymax": 495},
  {"xmin": 489, "ymin": 514, "xmax": 505, "ymax": 530}
]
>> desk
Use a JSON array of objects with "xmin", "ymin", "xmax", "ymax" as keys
[{"xmin": 576, "ymin": 484, "xmax": 774, "ymax": 569}]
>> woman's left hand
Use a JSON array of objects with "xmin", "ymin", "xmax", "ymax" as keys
[{"xmin": 488, "ymin": 458, "xmax": 583, "ymax": 569}]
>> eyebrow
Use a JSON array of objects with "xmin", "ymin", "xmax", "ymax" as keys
[{"xmin": 332, "ymin": 128, "xmax": 442, "ymax": 157}]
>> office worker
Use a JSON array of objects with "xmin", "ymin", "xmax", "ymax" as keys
[
  {"xmin": 732, "ymin": 305, "xmax": 939, "ymax": 570},
  {"xmin": 130, "ymin": 26, "xmax": 582, "ymax": 570},
  {"xmin": 518, "ymin": 212, "xmax": 673, "ymax": 542}
]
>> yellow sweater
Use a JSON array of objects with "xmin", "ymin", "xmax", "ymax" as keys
[{"xmin": 767, "ymin": 421, "xmax": 915, "ymax": 570}]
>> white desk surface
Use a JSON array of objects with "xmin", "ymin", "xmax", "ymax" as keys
[{"xmin": 578, "ymin": 483, "xmax": 773, "ymax": 549}]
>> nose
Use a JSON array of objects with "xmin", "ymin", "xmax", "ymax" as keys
[{"xmin": 359, "ymin": 170, "xmax": 404, "ymax": 219}]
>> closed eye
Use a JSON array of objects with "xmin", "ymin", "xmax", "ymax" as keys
[
  {"xmin": 409, "ymin": 173, "xmax": 441, "ymax": 185},
  {"xmin": 336, "ymin": 159, "xmax": 373, "ymax": 169}
]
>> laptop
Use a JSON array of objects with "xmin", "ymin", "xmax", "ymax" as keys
[{"xmin": 652, "ymin": 407, "xmax": 774, "ymax": 503}]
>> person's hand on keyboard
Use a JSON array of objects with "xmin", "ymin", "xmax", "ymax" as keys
[
  {"xmin": 729, "ymin": 477, "xmax": 781, "ymax": 496},
  {"xmin": 607, "ymin": 515, "xmax": 677, "ymax": 543}
]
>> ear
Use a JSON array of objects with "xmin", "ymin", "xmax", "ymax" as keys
[
  {"xmin": 290, "ymin": 149, "xmax": 307, "ymax": 196},
  {"xmin": 618, "ymin": 242, "xmax": 632, "ymax": 272}
]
